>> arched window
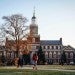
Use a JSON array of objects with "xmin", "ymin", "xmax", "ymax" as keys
[
  {"xmin": 70, "ymin": 53, "xmax": 73, "ymax": 58},
  {"xmin": 45, "ymin": 51, "xmax": 48, "ymax": 58},
  {"xmin": 49, "ymin": 52, "xmax": 52, "ymax": 58},
  {"xmin": 53, "ymin": 51, "xmax": 56, "ymax": 58}
]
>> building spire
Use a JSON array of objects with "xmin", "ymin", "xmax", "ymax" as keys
[
  {"xmin": 32, "ymin": 6, "xmax": 36, "ymax": 19},
  {"xmin": 33, "ymin": 6, "xmax": 35, "ymax": 17},
  {"xmin": 31, "ymin": 6, "xmax": 36, "ymax": 24}
]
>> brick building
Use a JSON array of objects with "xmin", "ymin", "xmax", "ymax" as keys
[{"xmin": 3, "ymin": 11, "xmax": 75, "ymax": 64}]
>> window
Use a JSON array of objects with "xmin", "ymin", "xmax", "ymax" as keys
[
  {"xmin": 36, "ymin": 46, "xmax": 39, "ymax": 49},
  {"xmin": 32, "ymin": 38, "xmax": 35, "ymax": 43},
  {"xmin": 47, "ymin": 46, "xmax": 50, "ymax": 49},
  {"xmin": 32, "ymin": 46, "xmax": 36, "ymax": 49},
  {"xmin": 45, "ymin": 52, "xmax": 48, "ymax": 58},
  {"xmin": 56, "ymin": 46, "xmax": 58, "ymax": 49},
  {"xmin": 49, "ymin": 52, "xmax": 52, "ymax": 58},
  {"xmin": 52, "ymin": 46, "xmax": 54, "ymax": 49},
  {"xmin": 53, "ymin": 51, "xmax": 56, "ymax": 58},
  {"xmin": 70, "ymin": 53, "xmax": 73, "ymax": 58},
  {"xmin": 36, "ymin": 38, "xmax": 39, "ymax": 42},
  {"xmin": 68, "ymin": 53, "xmax": 70, "ymax": 58},
  {"xmin": 65, "ymin": 53, "xmax": 68, "ymax": 58},
  {"xmin": 43, "ymin": 46, "xmax": 46, "ymax": 49}
]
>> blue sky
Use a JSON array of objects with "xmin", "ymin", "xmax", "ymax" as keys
[{"xmin": 0, "ymin": 0, "xmax": 75, "ymax": 47}]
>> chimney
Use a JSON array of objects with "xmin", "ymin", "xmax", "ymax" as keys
[{"xmin": 60, "ymin": 38, "xmax": 62, "ymax": 44}]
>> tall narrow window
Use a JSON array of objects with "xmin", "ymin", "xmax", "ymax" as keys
[
  {"xmin": 52, "ymin": 46, "xmax": 54, "ymax": 49},
  {"xmin": 43, "ymin": 46, "xmax": 46, "ymax": 49},
  {"xmin": 45, "ymin": 52, "xmax": 48, "ymax": 58},
  {"xmin": 48, "ymin": 46, "xmax": 50, "ymax": 49},
  {"xmin": 56, "ymin": 46, "xmax": 58, "ymax": 49},
  {"xmin": 32, "ymin": 38, "xmax": 35, "ymax": 43}
]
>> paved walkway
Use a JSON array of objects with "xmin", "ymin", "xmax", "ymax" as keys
[
  {"xmin": 1, "ymin": 65, "xmax": 75, "ymax": 72},
  {"xmin": 20, "ymin": 66, "xmax": 75, "ymax": 72}
]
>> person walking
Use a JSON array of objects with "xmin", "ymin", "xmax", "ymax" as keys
[
  {"xmin": 19, "ymin": 57, "xmax": 23, "ymax": 67},
  {"xmin": 15, "ymin": 57, "xmax": 19, "ymax": 68},
  {"xmin": 32, "ymin": 53, "xmax": 38, "ymax": 70}
]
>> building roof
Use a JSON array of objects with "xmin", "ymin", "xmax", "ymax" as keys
[
  {"xmin": 62, "ymin": 45, "xmax": 75, "ymax": 50},
  {"xmin": 40, "ymin": 40, "xmax": 62, "ymax": 45}
]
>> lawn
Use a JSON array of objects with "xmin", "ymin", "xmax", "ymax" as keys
[
  {"xmin": 0, "ymin": 69, "xmax": 75, "ymax": 75},
  {"xmin": 0, "ymin": 65, "xmax": 75, "ymax": 75}
]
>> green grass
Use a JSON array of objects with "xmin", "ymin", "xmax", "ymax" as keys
[
  {"xmin": 0, "ymin": 65, "xmax": 75, "ymax": 75},
  {"xmin": 0, "ymin": 69, "xmax": 75, "ymax": 75}
]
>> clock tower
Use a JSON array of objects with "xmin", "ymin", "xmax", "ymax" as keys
[
  {"xmin": 27, "ymin": 8, "xmax": 40, "ymax": 52},
  {"xmin": 30, "ymin": 8, "xmax": 38, "ymax": 36}
]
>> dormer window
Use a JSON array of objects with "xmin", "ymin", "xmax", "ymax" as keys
[
  {"xmin": 48, "ymin": 46, "xmax": 50, "ymax": 49},
  {"xmin": 52, "ymin": 46, "xmax": 54, "ymax": 49},
  {"xmin": 56, "ymin": 46, "xmax": 58, "ymax": 49}
]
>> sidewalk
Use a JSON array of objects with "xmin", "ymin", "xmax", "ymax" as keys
[{"xmin": 0, "ymin": 65, "xmax": 75, "ymax": 72}]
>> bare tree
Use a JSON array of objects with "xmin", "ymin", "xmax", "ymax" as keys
[{"xmin": 1, "ymin": 14, "xmax": 29, "ymax": 57}]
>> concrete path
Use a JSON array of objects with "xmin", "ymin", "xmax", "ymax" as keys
[{"xmin": 1, "ymin": 65, "xmax": 75, "ymax": 72}]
